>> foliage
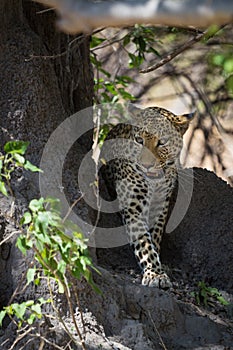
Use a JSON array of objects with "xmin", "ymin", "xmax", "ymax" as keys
[
  {"xmin": 0, "ymin": 141, "xmax": 99, "ymax": 350},
  {"xmin": 122, "ymin": 24, "xmax": 160, "ymax": 68},
  {"xmin": 0, "ymin": 140, "xmax": 41, "ymax": 197},
  {"xmin": 209, "ymin": 51, "xmax": 233, "ymax": 94},
  {"xmin": 90, "ymin": 53, "xmax": 135, "ymax": 104},
  {"xmin": 191, "ymin": 281, "xmax": 229, "ymax": 307},
  {"xmin": 18, "ymin": 197, "xmax": 99, "ymax": 293},
  {"xmin": 0, "ymin": 298, "xmax": 50, "ymax": 328},
  {"xmin": 90, "ymin": 25, "xmax": 161, "ymax": 104},
  {"xmin": 91, "ymin": 24, "xmax": 233, "ymax": 185}
]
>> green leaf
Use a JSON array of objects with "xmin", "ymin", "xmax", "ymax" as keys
[
  {"xmin": 128, "ymin": 52, "xmax": 143, "ymax": 68},
  {"xmin": 16, "ymin": 235, "xmax": 31, "ymax": 255},
  {"xmin": 31, "ymin": 303, "xmax": 42, "ymax": 316},
  {"xmin": 118, "ymin": 88, "xmax": 135, "ymax": 100},
  {"xmin": 217, "ymin": 295, "xmax": 229, "ymax": 306},
  {"xmin": 90, "ymin": 36, "xmax": 105, "ymax": 48},
  {"xmin": 20, "ymin": 211, "xmax": 32, "ymax": 225},
  {"xmin": 123, "ymin": 34, "xmax": 130, "ymax": 47},
  {"xmin": 226, "ymin": 75, "xmax": 233, "ymax": 94},
  {"xmin": 29, "ymin": 198, "xmax": 45, "ymax": 212},
  {"xmin": 212, "ymin": 54, "xmax": 225, "ymax": 66},
  {"xmin": 148, "ymin": 46, "xmax": 161, "ymax": 57},
  {"xmin": 0, "ymin": 181, "xmax": 8, "ymax": 197},
  {"xmin": 27, "ymin": 313, "xmax": 36, "ymax": 325},
  {"xmin": 4, "ymin": 141, "xmax": 29, "ymax": 155},
  {"xmin": 26, "ymin": 268, "xmax": 36, "ymax": 285},
  {"xmin": 105, "ymin": 83, "xmax": 118, "ymax": 95},
  {"xmin": 58, "ymin": 280, "xmax": 65, "ymax": 293},
  {"xmin": 13, "ymin": 153, "xmax": 25, "ymax": 165},
  {"xmin": 12, "ymin": 303, "xmax": 27, "ymax": 320},
  {"xmin": 24, "ymin": 160, "xmax": 42, "ymax": 172},
  {"xmin": 224, "ymin": 58, "xmax": 233, "ymax": 73},
  {"xmin": 137, "ymin": 36, "xmax": 146, "ymax": 52},
  {"xmin": 203, "ymin": 24, "xmax": 220, "ymax": 41},
  {"xmin": 0, "ymin": 310, "xmax": 6, "ymax": 327},
  {"xmin": 57, "ymin": 259, "xmax": 67, "ymax": 275},
  {"xmin": 38, "ymin": 297, "xmax": 51, "ymax": 305}
]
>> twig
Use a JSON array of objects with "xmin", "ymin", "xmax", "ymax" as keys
[
  {"xmin": 148, "ymin": 311, "xmax": 168, "ymax": 350},
  {"xmin": 182, "ymin": 73, "xmax": 222, "ymax": 131},
  {"xmin": 25, "ymin": 35, "xmax": 88, "ymax": 62},
  {"xmin": 0, "ymin": 230, "xmax": 21, "ymax": 245},
  {"xmin": 33, "ymin": 334, "xmax": 66, "ymax": 350},
  {"xmin": 140, "ymin": 25, "xmax": 226, "ymax": 73},
  {"xmin": 8, "ymin": 325, "xmax": 33, "ymax": 350},
  {"xmin": 34, "ymin": 249, "xmax": 87, "ymax": 350},
  {"xmin": 47, "ymin": 279, "xmax": 79, "ymax": 347},
  {"xmin": 140, "ymin": 30, "xmax": 205, "ymax": 73},
  {"xmin": 37, "ymin": 7, "xmax": 55, "ymax": 14},
  {"xmin": 62, "ymin": 194, "xmax": 84, "ymax": 223},
  {"xmin": 72, "ymin": 283, "xmax": 86, "ymax": 336},
  {"xmin": 7, "ymin": 260, "xmax": 34, "ymax": 305}
]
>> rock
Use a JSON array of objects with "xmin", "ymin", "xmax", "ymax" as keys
[
  {"xmin": 95, "ymin": 168, "xmax": 233, "ymax": 349},
  {"xmin": 1, "ymin": 168, "xmax": 233, "ymax": 349}
]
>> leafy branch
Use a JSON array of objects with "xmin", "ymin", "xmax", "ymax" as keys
[{"xmin": 0, "ymin": 141, "xmax": 100, "ymax": 350}]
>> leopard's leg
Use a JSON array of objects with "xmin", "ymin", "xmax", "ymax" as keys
[
  {"xmin": 150, "ymin": 197, "xmax": 171, "ymax": 253},
  {"xmin": 120, "ymin": 204, "xmax": 172, "ymax": 289}
]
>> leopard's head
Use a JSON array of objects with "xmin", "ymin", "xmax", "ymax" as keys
[{"xmin": 128, "ymin": 105, "xmax": 195, "ymax": 178}]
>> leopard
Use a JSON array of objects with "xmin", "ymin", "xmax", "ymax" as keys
[{"xmin": 101, "ymin": 104, "xmax": 194, "ymax": 288}]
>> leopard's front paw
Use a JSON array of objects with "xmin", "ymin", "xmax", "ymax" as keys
[{"xmin": 142, "ymin": 269, "xmax": 172, "ymax": 289}]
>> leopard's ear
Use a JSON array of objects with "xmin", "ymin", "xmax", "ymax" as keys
[
  {"xmin": 174, "ymin": 111, "xmax": 196, "ymax": 134},
  {"xmin": 175, "ymin": 111, "xmax": 196, "ymax": 124}
]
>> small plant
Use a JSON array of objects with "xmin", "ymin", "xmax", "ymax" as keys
[
  {"xmin": 0, "ymin": 141, "xmax": 99, "ymax": 350},
  {"xmin": 18, "ymin": 196, "xmax": 99, "ymax": 294},
  {"xmin": 0, "ymin": 140, "xmax": 41, "ymax": 197},
  {"xmin": 0, "ymin": 298, "xmax": 50, "ymax": 328},
  {"xmin": 191, "ymin": 281, "xmax": 229, "ymax": 307}
]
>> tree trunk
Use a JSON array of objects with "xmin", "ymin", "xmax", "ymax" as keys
[{"xmin": 0, "ymin": 1, "xmax": 94, "ymax": 348}]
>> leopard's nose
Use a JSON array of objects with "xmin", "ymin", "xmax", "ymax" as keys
[{"xmin": 141, "ymin": 162, "xmax": 154, "ymax": 170}]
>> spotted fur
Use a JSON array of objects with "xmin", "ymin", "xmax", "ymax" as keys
[{"xmin": 102, "ymin": 105, "xmax": 194, "ymax": 288}]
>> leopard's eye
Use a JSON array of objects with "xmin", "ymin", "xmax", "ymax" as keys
[
  {"xmin": 157, "ymin": 137, "xmax": 169, "ymax": 147},
  {"xmin": 135, "ymin": 136, "xmax": 144, "ymax": 145}
]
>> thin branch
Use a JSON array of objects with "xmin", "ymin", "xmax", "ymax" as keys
[
  {"xmin": 0, "ymin": 230, "xmax": 21, "ymax": 245},
  {"xmin": 140, "ymin": 26, "xmax": 226, "ymax": 73},
  {"xmin": 8, "ymin": 325, "xmax": 33, "ymax": 350},
  {"xmin": 7, "ymin": 260, "xmax": 34, "ymax": 305},
  {"xmin": 33, "ymin": 334, "xmax": 66, "ymax": 350},
  {"xmin": 62, "ymin": 194, "xmax": 84, "ymax": 223},
  {"xmin": 182, "ymin": 73, "xmax": 222, "ymax": 130},
  {"xmin": 25, "ymin": 35, "xmax": 88, "ymax": 62},
  {"xmin": 47, "ymin": 279, "xmax": 79, "ymax": 347},
  {"xmin": 148, "ymin": 311, "xmax": 168, "ymax": 350}
]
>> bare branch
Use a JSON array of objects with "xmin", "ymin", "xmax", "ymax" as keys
[
  {"xmin": 140, "ymin": 25, "xmax": 226, "ymax": 73},
  {"xmin": 35, "ymin": 0, "xmax": 233, "ymax": 34}
]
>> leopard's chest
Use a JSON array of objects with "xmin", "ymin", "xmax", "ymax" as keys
[{"xmin": 112, "ymin": 160, "xmax": 175, "ymax": 213}]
